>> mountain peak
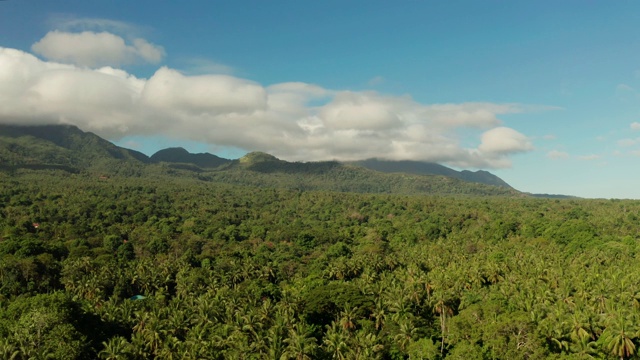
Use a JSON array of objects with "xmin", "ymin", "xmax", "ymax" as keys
[
  {"xmin": 150, "ymin": 147, "xmax": 230, "ymax": 168},
  {"xmin": 0, "ymin": 123, "xmax": 151, "ymax": 171},
  {"xmin": 239, "ymin": 152, "xmax": 280, "ymax": 165}
]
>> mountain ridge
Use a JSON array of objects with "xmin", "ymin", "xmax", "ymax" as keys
[
  {"xmin": 349, "ymin": 159, "xmax": 512, "ymax": 188},
  {"xmin": 0, "ymin": 123, "xmax": 544, "ymax": 197},
  {"xmin": 0, "ymin": 124, "xmax": 149, "ymax": 173},
  {"xmin": 150, "ymin": 147, "xmax": 231, "ymax": 169}
]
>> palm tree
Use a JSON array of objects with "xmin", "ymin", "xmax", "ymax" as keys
[
  {"xmin": 569, "ymin": 312, "xmax": 593, "ymax": 343},
  {"xmin": 280, "ymin": 323, "xmax": 318, "ymax": 360},
  {"xmin": 570, "ymin": 332, "xmax": 598, "ymax": 360},
  {"xmin": 157, "ymin": 335, "xmax": 183, "ymax": 360},
  {"xmin": 370, "ymin": 299, "xmax": 386, "ymax": 331},
  {"xmin": 350, "ymin": 331, "xmax": 383, "ymax": 360},
  {"xmin": 433, "ymin": 294, "xmax": 453, "ymax": 357},
  {"xmin": 98, "ymin": 336, "xmax": 132, "ymax": 360},
  {"xmin": 0, "ymin": 338, "xmax": 19, "ymax": 360},
  {"xmin": 393, "ymin": 318, "xmax": 418, "ymax": 353},
  {"xmin": 339, "ymin": 305, "xmax": 359, "ymax": 332},
  {"xmin": 599, "ymin": 310, "xmax": 637, "ymax": 359},
  {"xmin": 266, "ymin": 319, "xmax": 287, "ymax": 360},
  {"xmin": 322, "ymin": 322, "xmax": 349, "ymax": 360}
]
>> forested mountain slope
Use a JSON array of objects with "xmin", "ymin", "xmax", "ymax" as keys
[
  {"xmin": 150, "ymin": 147, "xmax": 231, "ymax": 169},
  {"xmin": 0, "ymin": 124, "xmax": 150, "ymax": 175},
  {"xmin": 190, "ymin": 151, "xmax": 521, "ymax": 196},
  {"xmin": 350, "ymin": 159, "xmax": 513, "ymax": 188},
  {"xmin": 0, "ymin": 124, "xmax": 522, "ymax": 197}
]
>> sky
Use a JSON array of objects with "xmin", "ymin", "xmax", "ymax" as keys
[{"xmin": 1, "ymin": 1, "xmax": 640, "ymax": 198}]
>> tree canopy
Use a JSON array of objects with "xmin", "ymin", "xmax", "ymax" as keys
[{"xmin": 1, "ymin": 170, "xmax": 640, "ymax": 359}]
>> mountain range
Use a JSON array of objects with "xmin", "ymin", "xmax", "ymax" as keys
[{"xmin": 0, "ymin": 124, "xmax": 564, "ymax": 197}]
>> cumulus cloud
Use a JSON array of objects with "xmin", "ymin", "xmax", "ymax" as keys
[
  {"xmin": 32, "ymin": 31, "xmax": 164, "ymax": 67},
  {"xmin": 50, "ymin": 16, "xmax": 139, "ymax": 34},
  {"xmin": 320, "ymin": 92, "xmax": 407, "ymax": 131},
  {"xmin": 579, "ymin": 154, "xmax": 601, "ymax": 161},
  {"xmin": 547, "ymin": 150, "xmax": 569, "ymax": 159},
  {"xmin": 478, "ymin": 127, "xmax": 533, "ymax": 154},
  {"xmin": 617, "ymin": 83, "xmax": 635, "ymax": 93},
  {"xmin": 617, "ymin": 138, "xmax": 640, "ymax": 147},
  {"xmin": 367, "ymin": 76, "xmax": 385, "ymax": 86},
  {"xmin": 179, "ymin": 57, "xmax": 234, "ymax": 75},
  {"xmin": 141, "ymin": 67, "xmax": 267, "ymax": 115},
  {"xmin": 0, "ymin": 46, "xmax": 538, "ymax": 168},
  {"xmin": 631, "ymin": 122, "xmax": 640, "ymax": 130}
]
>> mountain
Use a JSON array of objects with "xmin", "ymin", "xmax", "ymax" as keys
[
  {"xmin": 0, "ymin": 124, "xmax": 525, "ymax": 196},
  {"xmin": 151, "ymin": 147, "xmax": 231, "ymax": 168},
  {"xmin": 349, "ymin": 159, "xmax": 512, "ymax": 188},
  {"xmin": 0, "ymin": 123, "xmax": 150, "ymax": 174},
  {"xmin": 233, "ymin": 152, "xmax": 342, "ymax": 174}
]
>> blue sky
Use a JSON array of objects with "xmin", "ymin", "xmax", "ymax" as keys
[{"xmin": 1, "ymin": 1, "xmax": 640, "ymax": 198}]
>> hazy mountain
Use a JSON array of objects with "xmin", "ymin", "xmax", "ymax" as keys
[
  {"xmin": 151, "ymin": 147, "xmax": 231, "ymax": 168},
  {"xmin": 350, "ymin": 159, "xmax": 513, "ymax": 188},
  {"xmin": 0, "ymin": 124, "xmax": 527, "ymax": 196}
]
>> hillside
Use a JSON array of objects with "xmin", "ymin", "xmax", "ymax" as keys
[
  {"xmin": 179, "ymin": 151, "xmax": 519, "ymax": 196},
  {"xmin": 350, "ymin": 159, "xmax": 512, "ymax": 188},
  {"xmin": 150, "ymin": 147, "xmax": 231, "ymax": 168},
  {"xmin": 0, "ymin": 124, "xmax": 521, "ymax": 196},
  {"xmin": 0, "ymin": 124, "xmax": 150, "ymax": 175}
]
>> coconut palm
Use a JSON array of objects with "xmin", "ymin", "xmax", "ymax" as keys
[
  {"xmin": 599, "ymin": 310, "xmax": 637, "ymax": 359},
  {"xmin": 98, "ymin": 336, "xmax": 132, "ymax": 360},
  {"xmin": 280, "ymin": 323, "xmax": 318, "ymax": 360},
  {"xmin": 323, "ymin": 322, "xmax": 349, "ymax": 360}
]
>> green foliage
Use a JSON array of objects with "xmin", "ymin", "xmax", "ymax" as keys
[
  {"xmin": 2, "ymin": 169, "xmax": 640, "ymax": 358},
  {"xmin": 303, "ymin": 282, "xmax": 374, "ymax": 328},
  {"xmin": 0, "ymin": 292, "xmax": 111, "ymax": 359}
]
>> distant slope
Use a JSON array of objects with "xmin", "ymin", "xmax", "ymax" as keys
[
  {"xmin": 527, "ymin": 193, "xmax": 579, "ymax": 199},
  {"xmin": 0, "ymin": 124, "xmax": 527, "ymax": 197},
  {"xmin": 151, "ymin": 147, "xmax": 231, "ymax": 168},
  {"xmin": 233, "ymin": 151, "xmax": 342, "ymax": 174},
  {"xmin": 187, "ymin": 152, "xmax": 523, "ymax": 197},
  {"xmin": 350, "ymin": 159, "xmax": 512, "ymax": 188},
  {"xmin": 0, "ymin": 124, "xmax": 150, "ymax": 174}
]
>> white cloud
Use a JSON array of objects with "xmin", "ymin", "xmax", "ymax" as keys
[
  {"xmin": 141, "ymin": 67, "xmax": 267, "ymax": 114},
  {"xmin": 0, "ymin": 46, "xmax": 540, "ymax": 169},
  {"xmin": 0, "ymin": 47, "xmax": 145, "ymax": 135},
  {"xmin": 49, "ymin": 16, "xmax": 139, "ymax": 34},
  {"xmin": 478, "ymin": 127, "xmax": 533, "ymax": 154},
  {"xmin": 543, "ymin": 134, "xmax": 556, "ymax": 140},
  {"xmin": 32, "ymin": 30, "xmax": 164, "ymax": 67},
  {"xmin": 424, "ymin": 103, "xmax": 522, "ymax": 128},
  {"xmin": 547, "ymin": 150, "xmax": 569, "ymax": 159},
  {"xmin": 579, "ymin": 154, "xmax": 601, "ymax": 161},
  {"xmin": 631, "ymin": 122, "xmax": 640, "ymax": 130},
  {"xmin": 319, "ymin": 92, "xmax": 406, "ymax": 131},
  {"xmin": 367, "ymin": 76, "xmax": 385, "ymax": 86},
  {"xmin": 617, "ymin": 83, "xmax": 635, "ymax": 92},
  {"xmin": 617, "ymin": 138, "xmax": 640, "ymax": 147},
  {"xmin": 179, "ymin": 57, "xmax": 234, "ymax": 75}
]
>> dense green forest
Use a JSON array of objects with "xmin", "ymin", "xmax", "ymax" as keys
[{"xmin": 1, "ymin": 169, "xmax": 640, "ymax": 359}]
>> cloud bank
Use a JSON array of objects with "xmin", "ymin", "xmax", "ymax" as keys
[
  {"xmin": 0, "ymin": 45, "xmax": 535, "ymax": 168},
  {"xmin": 32, "ymin": 31, "xmax": 165, "ymax": 67}
]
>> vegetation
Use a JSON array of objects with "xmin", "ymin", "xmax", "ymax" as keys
[
  {"xmin": 1, "ymin": 168, "xmax": 640, "ymax": 359},
  {"xmin": 0, "ymin": 124, "xmax": 522, "ymax": 196},
  {"xmin": 348, "ymin": 159, "xmax": 512, "ymax": 188}
]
